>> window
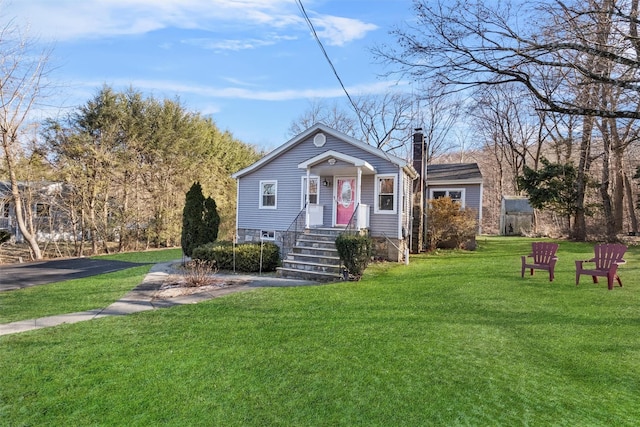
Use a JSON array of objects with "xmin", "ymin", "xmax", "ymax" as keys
[
  {"xmin": 261, "ymin": 230, "xmax": 275, "ymax": 241},
  {"xmin": 374, "ymin": 174, "xmax": 397, "ymax": 214},
  {"xmin": 2, "ymin": 202, "xmax": 9, "ymax": 218},
  {"xmin": 35, "ymin": 203, "xmax": 50, "ymax": 217},
  {"xmin": 260, "ymin": 180, "xmax": 277, "ymax": 209},
  {"xmin": 301, "ymin": 176, "xmax": 319, "ymax": 207},
  {"xmin": 431, "ymin": 188, "xmax": 465, "ymax": 207}
]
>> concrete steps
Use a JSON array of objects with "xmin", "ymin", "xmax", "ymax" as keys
[{"xmin": 277, "ymin": 228, "xmax": 344, "ymax": 282}]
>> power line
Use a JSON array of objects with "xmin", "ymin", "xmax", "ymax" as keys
[{"xmin": 294, "ymin": 0, "xmax": 362, "ymax": 124}]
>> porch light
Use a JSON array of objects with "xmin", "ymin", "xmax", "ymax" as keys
[
  {"xmin": 328, "ymin": 158, "xmax": 336, "ymax": 165},
  {"xmin": 323, "ymin": 178, "xmax": 330, "ymax": 187}
]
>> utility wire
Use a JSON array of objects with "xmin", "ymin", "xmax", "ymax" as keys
[{"xmin": 294, "ymin": 0, "xmax": 363, "ymax": 126}]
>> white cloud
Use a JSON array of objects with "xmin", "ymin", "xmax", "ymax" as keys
[
  {"xmin": 182, "ymin": 34, "xmax": 297, "ymax": 52},
  {"xmin": 6, "ymin": 0, "xmax": 377, "ymax": 47},
  {"xmin": 312, "ymin": 15, "xmax": 378, "ymax": 46},
  {"xmin": 85, "ymin": 78, "xmax": 409, "ymax": 102}
]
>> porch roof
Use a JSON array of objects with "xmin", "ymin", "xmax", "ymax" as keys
[{"xmin": 298, "ymin": 150, "xmax": 376, "ymax": 175}]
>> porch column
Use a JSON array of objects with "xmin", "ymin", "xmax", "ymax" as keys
[
  {"xmin": 356, "ymin": 167, "xmax": 362, "ymax": 228},
  {"xmin": 305, "ymin": 167, "xmax": 311, "ymax": 228}
]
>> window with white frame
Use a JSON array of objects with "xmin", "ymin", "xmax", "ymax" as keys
[
  {"xmin": 375, "ymin": 174, "xmax": 397, "ymax": 213},
  {"xmin": 430, "ymin": 188, "xmax": 465, "ymax": 207},
  {"xmin": 259, "ymin": 180, "xmax": 277, "ymax": 209},
  {"xmin": 260, "ymin": 230, "xmax": 275, "ymax": 240},
  {"xmin": 301, "ymin": 176, "xmax": 319, "ymax": 208},
  {"xmin": 2, "ymin": 202, "xmax": 9, "ymax": 218}
]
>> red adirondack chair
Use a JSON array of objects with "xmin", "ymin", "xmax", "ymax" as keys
[
  {"xmin": 521, "ymin": 242, "xmax": 559, "ymax": 282},
  {"xmin": 575, "ymin": 243, "xmax": 627, "ymax": 290}
]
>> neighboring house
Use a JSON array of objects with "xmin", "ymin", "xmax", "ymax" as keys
[
  {"xmin": 425, "ymin": 163, "xmax": 484, "ymax": 234},
  {"xmin": 0, "ymin": 181, "xmax": 72, "ymax": 243}
]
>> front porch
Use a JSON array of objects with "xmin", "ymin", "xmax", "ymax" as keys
[{"xmin": 298, "ymin": 150, "xmax": 374, "ymax": 230}]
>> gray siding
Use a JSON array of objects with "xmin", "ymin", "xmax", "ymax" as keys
[
  {"xmin": 427, "ymin": 183, "xmax": 482, "ymax": 220},
  {"xmin": 236, "ymin": 132, "xmax": 410, "ymax": 238}
]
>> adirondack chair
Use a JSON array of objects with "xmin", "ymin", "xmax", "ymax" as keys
[
  {"xmin": 521, "ymin": 242, "xmax": 559, "ymax": 282},
  {"xmin": 575, "ymin": 243, "xmax": 627, "ymax": 290}
]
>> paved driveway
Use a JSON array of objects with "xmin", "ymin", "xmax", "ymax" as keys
[{"xmin": 0, "ymin": 258, "xmax": 150, "ymax": 291}]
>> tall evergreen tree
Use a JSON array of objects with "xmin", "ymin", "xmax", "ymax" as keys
[
  {"xmin": 181, "ymin": 182, "xmax": 220, "ymax": 257},
  {"xmin": 203, "ymin": 196, "xmax": 220, "ymax": 244},
  {"xmin": 181, "ymin": 182, "xmax": 205, "ymax": 257}
]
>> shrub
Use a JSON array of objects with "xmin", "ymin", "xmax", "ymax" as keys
[
  {"xmin": 192, "ymin": 241, "xmax": 281, "ymax": 273},
  {"xmin": 181, "ymin": 182, "xmax": 220, "ymax": 257},
  {"xmin": 182, "ymin": 259, "xmax": 218, "ymax": 287},
  {"xmin": 426, "ymin": 197, "xmax": 478, "ymax": 250},
  {"xmin": 0, "ymin": 230, "xmax": 10, "ymax": 244},
  {"xmin": 335, "ymin": 233, "xmax": 373, "ymax": 281}
]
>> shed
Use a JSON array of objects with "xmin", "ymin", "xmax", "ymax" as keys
[{"xmin": 500, "ymin": 196, "xmax": 533, "ymax": 235}]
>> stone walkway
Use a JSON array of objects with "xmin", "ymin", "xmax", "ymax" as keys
[{"xmin": 0, "ymin": 261, "xmax": 317, "ymax": 336}]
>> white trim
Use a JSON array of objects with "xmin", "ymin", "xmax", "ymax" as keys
[
  {"xmin": 374, "ymin": 173, "xmax": 398, "ymax": 214},
  {"xmin": 260, "ymin": 230, "xmax": 276, "ymax": 241},
  {"xmin": 429, "ymin": 188, "xmax": 466, "ymax": 208},
  {"xmin": 259, "ymin": 180, "xmax": 277, "ymax": 209},
  {"xmin": 427, "ymin": 178, "xmax": 482, "ymax": 186},
  {"xmin": 313, "ymin": 133, "xmax": 326, "ymax": 147},
  {"xmin": 478, "ymin": 182, "xmax": 484, "ymax": 234},
  {"xmin": 232, "ymin": 123, "xmax": 414, "ymax": 179},
  {"xmin": 300, "ymin": 175, "xmax": 320, "ymax": 209},
  {"xmin": 298, "ymin": 150, "xmax": 376, "ymax": 173},
  {"xmin": 235, "ymin": 179, "xmax": 240, "ymax": 239}
]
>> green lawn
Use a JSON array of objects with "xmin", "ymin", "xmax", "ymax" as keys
[
  {"xmin": 1, "ymin": 238, "xmax": 639, "ymax": 426},
  {"xmin": 0, "ymin": 248, "xmax": 182, "ymax": 323}
]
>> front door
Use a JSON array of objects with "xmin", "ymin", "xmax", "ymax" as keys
[{"xmin": 335, "ymin": 177, "xmax": 356, "ymax": 226}]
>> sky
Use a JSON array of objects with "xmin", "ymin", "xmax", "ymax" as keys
[{"xmin": 5, "ymin": 0, "xmax": 417, "ymax": 151}]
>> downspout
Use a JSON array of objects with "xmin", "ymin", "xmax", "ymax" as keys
[
  {"xmin": 305, "ymin": 168, "xmax": 311, "ymax": 228},
  {"xmin": 235, "ymin": 178, "xmax": 240, "ymax": 243},
  {"xmin": 356, "ymin": 167, "xmax": 362, "ymax": 228}
]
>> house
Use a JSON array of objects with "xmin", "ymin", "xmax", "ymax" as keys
[
  {"xmin": 0, "ymin": 181, "xmax": 72, "ymax": 243},
  {"xmin": 232, "ymin": 123, "xmax": 419, "ymax": 280},
  {"xmin": 232, "ymin": 123, "xmax": 484, "ymax": 281},
  {"xmin": 425, "ymin": 163, "xmax": 484, "ymax": 234}
]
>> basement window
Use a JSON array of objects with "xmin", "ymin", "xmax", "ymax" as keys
[{"xmin": 260, "ymin": 230, "xmax": 275, "ymax": 241}]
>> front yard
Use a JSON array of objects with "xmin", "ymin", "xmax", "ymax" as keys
[{"xmin": 1, "ymin": 237, "xmax": 639, "ymax": 425}]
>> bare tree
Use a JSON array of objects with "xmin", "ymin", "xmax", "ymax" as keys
[
  {"xmin": 0, "ymin": 17, "xmax": 50, "ymax": 259},
  {"xmin": 288, "ymin": 99, "xmax": 357, "ymax": 138},
  {"xmin": 288, "ymin": 92, "xmax": 420, "ymax": 158},
  {"xmin": 469, "ymin": 84, "xmax": 543, "ymax": 194},
  {"xmin": 353, "ymin": 92, "xmax": 416, "ymax": 153},
  {"xmin": 377, "ymin": 0, "xmax": 640, "ymax": 240},
  {"xmin": 415, "ymin": 83, "xmax": 462, "ymax": 163}
]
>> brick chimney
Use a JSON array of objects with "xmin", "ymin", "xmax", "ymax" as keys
[{"xmin": 412, "ymin": 128, "xmax": 424, "ymax": 176}]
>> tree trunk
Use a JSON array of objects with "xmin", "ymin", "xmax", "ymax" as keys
[
  {"xmin": 624, "ymin": 171, "xmax": 639, "ymax": 234},
  {"xmin": 599, "ymin": 118, "xmax": 616, "ymax": 241},
  {"xmin": 1, "ymin": 134, "xmax": 42, "ymax": 259},
  {"xmin": 572, "ymin": 114, "xmax": 593, "ymax": 241}
]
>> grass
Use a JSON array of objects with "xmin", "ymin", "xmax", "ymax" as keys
[
  {"xmin": 1, "ymin": 237, "xmax": 639, "ymax": 425},
  {"xmin": 0, "ymin": 248, "xmax": 182, "ymax": 323}
]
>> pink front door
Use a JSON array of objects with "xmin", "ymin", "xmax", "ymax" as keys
[{"xmin": 336, "ymin": 177, "xmax": 356, "ymax": 225}]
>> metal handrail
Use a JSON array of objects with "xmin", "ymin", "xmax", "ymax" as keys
[
  {"xmin": 343, "ymin": 203, "xmax": 360, "ymax": 235},
  {"xmin": 281, "ymin": 203, "xmax": 307, "ymax": 259}
]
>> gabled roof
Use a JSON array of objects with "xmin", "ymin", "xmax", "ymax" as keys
[
  {"xmin": 232, "ymin": 123, "xmax": 417, "ymax": 179},
  {"xmin": 425, "ymin": 163, "xmax": 483, "ymax": 185}
]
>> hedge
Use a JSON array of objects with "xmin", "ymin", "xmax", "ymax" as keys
[{"xmin": 192, "ymin": 241, "xmax": 281, "ymax": 273}]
